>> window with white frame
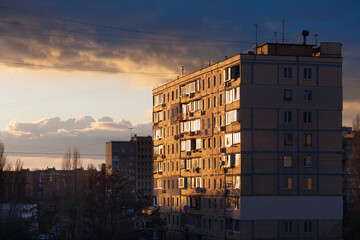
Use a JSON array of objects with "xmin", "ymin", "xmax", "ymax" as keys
[
  {"xmin": 181, "ymin": 140, "xmax": 192, "ymax": 151},
  {"xmin": 225, "ymin": 110, "xmax": 239, "ymax": 125},
  {"xmin": 284, "ymin": 155, "xmax": 292, "ymax": 167},
  {"xmin": 186, "ymin": 159, "xmax": 192, "ymax": 169},
  {"xmin": 284, "ymin": 111, "xmax": 292, "ymax": 123},
  {"xmin": 304, "ymin": 90, "xmax": 312, "ymax": 102},
  {"xmin": 153, "ymin": 129, "xmax": 162, "ymax": 139},
  {"xmin": 196, "ymin": 138, "xmax": 202, "ymax": 149},
  {"xmin": 180, "ymin": 119, "xmax": 201, "ymax": 133},
  {"xmin": 154, "ymin": 145, "xmax": 163, "ymax": 155},
  {"xmin": 303, "ymin": 112, "xmax": 312, "ymax": 124},
  {"xmin": 284, "ymin": 67, "xmax": 292, "ymax": 79},
  {"xmin": 153, "ymin": 111, "xmax": 163, "ymax": 123},
  {"xmin": 178, "ymin": 177, "xmax": 186, "ymax": 189},
  {"xmin": 284, "ymin": 222, "xmax": 293, "ymax": 233},
  {"xmin": 153, "ymin": 94, "xmax": 164, "ymax": 106},
  {"xmin": 225, "ymin": 133, "xmax": 232, "ymax": 147},
  {"xmin": 233, "ymin": 132, "xmax": 241, "ymax": 144},
  {"xmin": 304, "ymin": 177, "xmax": 312, "ymax": 190},
  {"xmin": 285, "ymin": 177, "xmax": 293, "ymax": 189},
  {"xmin": 304, "ymin": 68, "xmax": 312, "ymax": 80},
  {"xmin": 225, "ymin": 87, "xmax": 240, "ymax": 104},
  {"xmin": 180, "ymin": 79, "xmax": 200, "ymax": 95},
  {"xmin": 196, "ymin": 177, "xmax": 202, "ymax": 188},
  {"xmin": 304, "ymin": 156, "xmax": 312, "ymax": 167}
]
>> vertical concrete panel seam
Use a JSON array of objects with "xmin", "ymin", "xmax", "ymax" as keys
[
  {"xmin": 251, "ymin": 108, "xmax": 254, "ymax": 195},
  {"xmin": 316, "ymin": 110, "xmax": 320, "ymax": 194},
  {"xmin": 277, "ymin": 108, "xmax": 280, "ymax": 195},
  {"xmin": 297, "ymin": 109, "xmax": 300, "ymax": 195}
]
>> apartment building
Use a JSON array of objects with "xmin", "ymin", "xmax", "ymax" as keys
[
  {"xmin": 152, "ymin": 36, "xmax": 343, "ymax": 239},
  {"xmin": 106, "ymin": 135, "xmax": 153, "ymax": 200}
]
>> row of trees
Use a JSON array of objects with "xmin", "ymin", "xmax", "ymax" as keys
[{"xmin": 0, "ymin": 144, "xmax": 162, "ymax": 240}]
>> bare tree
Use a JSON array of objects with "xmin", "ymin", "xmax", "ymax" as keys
[{"xmin": 344, "ymin": 114, "xmax": 360, "ymax": 238}]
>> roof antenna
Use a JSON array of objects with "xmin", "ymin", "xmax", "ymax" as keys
[
  {"xmin": 314, "ymin": 34, "xmax": 318, "ymax": 47},
  {"xmin": 254, "ymin": 24, "xmax": 258, "ymax": 48},
  {"xmin": 274, "ymin": 32, "xmax": 277, "ymax": 43},
  {"xmin": 282, "ymin": 19, "xmax": 285, "ymax": 44}
]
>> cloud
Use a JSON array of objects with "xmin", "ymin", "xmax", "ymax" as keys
[
  {"xmin": 343, "ymin": 101, "xmax": 360, "ymax": 127},
  {"xmin": 0, "ymin": 116, "xmax": 152, "ymax": 169}
]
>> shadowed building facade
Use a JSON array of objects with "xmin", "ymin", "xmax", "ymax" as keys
[
  {"xmin": 152, "ymin": 39, "xmax": 342, "ymax": 239},
  {"xmin": 106, "ymin": 135, "xmax": 153, "ymax": 200}
]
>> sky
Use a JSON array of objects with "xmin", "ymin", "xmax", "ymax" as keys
[{"xmin": 0, "ymin": 0, "xmax": 359, "ymax": 169}]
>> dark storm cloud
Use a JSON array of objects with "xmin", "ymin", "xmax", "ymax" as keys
[{"xmin": 0, "ymin": 0, "xmax": 359, "ymax": 99}]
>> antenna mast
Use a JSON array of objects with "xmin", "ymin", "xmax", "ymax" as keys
[
  {"xmin": 282, "ymin": 19, "xmax": 285, "ymax": 44},
  {"xmin": 274, "ymin": 32, "xmax": 277, "ymax": 43},
  {"xmin": 255, "ymin": 24, "xmax": 258, "ymax": 48}
]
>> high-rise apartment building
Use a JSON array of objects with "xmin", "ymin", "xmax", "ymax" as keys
[
  {"xmin": 152, "ymin": 38, "xmax": 343, "ymax": 239},
  {"xmin": 106, "ymin": 135, "xmax": 153, "ymax": 200}
]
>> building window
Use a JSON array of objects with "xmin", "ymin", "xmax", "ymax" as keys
[
  {"xmin": 284, "ymin": 67, "xmax": 292, "ymax": 79},
  {"xmin": 214, "ymin": 96, "xmax": 217, "ymax": 107},
  {"xmin": 220, "ymin": 94, "xmax": 223, "ymax": 105},
  {"xmin": 284, "ymin": 222, "xmax": 293, "ymax": 233},
  {"xmin": 214, "ymin": 158, "xmax": 217, "ymax": 169},
  {"xmin": 207, "ymin": 118, "xmax": 210, "ymax": 128},
  {"xmin": 213, "ymin": 76, "xmax": 216, "ymax": 86},
  {"xmin": 284, "ymin": 155, "xmax": 292, "ymax": 168},
  {"xmin": 284, "ymin": 111, "xmax": 292, "ymax": 123},
  {"xmin": 203, "ymin": 159, "xmax": 206, "ymax": 169},
  {"xmin": 208, "ymin": 199, "xmax": 211, "ymax": 209},
  {"xmin": 286, "ymin": 177, "xmax": 293, "ymax": 189},
  {"xmin": 304, "ymin": 112, "xmax": 312, "ymax": 124},
  {"xmin": 214, "ymin": 199, "xmax": 217, "ymax": 209},
  {"xmin": 208, "ymin": 158, "xmax": 211, "ymax": 169},
  {"xmin": 284, "ymin": 133, "xmax": 293, "ymax": 146},
  {"xmin": 202, "ymin": 79, "xmax": 205, "ymax": 90},
  {"xmin": 208, "ymin": 139, "xmax": 211, "ymax": 148},
  {"xmin": 208, "ymin": 98, "xmax": 211, "ymax": 109},
  {"xmin": 284, "ymin": 89, "xmax": 292, "ymax": 101},
  {"xmin": 172, "ymin": 91, "xmax": 174, "ymax": 100},
  {"xmin": 209, "ymin": 219, "xmax": 212, "ymax": 230},
  {"xmin": 304, "ymin": 156, "xmax": 312, "ymax": 168},
  {"xmin": 304, "ymin": 177, "xmax": 312, "ymax": 190},
  {"xmin": 304, "ymin": 134, "xmax": 312, "ymax": 146},
  {"xmin": 304, "ymin": 68, "xmax": 312, "ymax": 80},
  {"xmin": 176, "ymin": 89, "xmax": 178, "ymax": 99},
  {"xmin": 304, "ymin": 90, "xmax": 312, "ymax": 102},
  {"xmin": 220, "ymin": 74, "xmax": 222, "ymax": 85},
  {"xmin": 304, "ymin": 221, "xmax": 312, "ymax": 233},
  {"xmin": 208, "ymin": 77, "xmax": 210, "ymax": 88}
]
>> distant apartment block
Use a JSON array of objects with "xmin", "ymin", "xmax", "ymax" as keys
[
  {"xmin": 152, "ymin": 34, "xmax": 343, "ymax": 239},
  {"xmin": 106, "ymin": 135, "xmax": 153, "ymax": 200}
]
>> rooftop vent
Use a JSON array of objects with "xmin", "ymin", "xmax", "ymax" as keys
[{"xmin": 301, "ymin": 30, "xmax": 309, "ymax": 45}]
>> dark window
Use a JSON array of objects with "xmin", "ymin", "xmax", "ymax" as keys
[
  {"xmin": 284, "ymin": 89, "xmax": 292, "ymax": 101},
  {"xmin": 213, "ymin": 76, "xmax": 216, "ymax": 86},
  {"xmin": 285, "ymin": 222, "xmax": 293, "ymax": 233},
  {"xmin": 304, "ymin": 68, "xmax": 312, "ymax": 80},
  {"xmin": 304, "ymin": 221, "xmax": 312, "ymax": 233},
  {"xmin": 284, "ymin": 67, "xmax": 292, "ymax": 79},
  {"xmin": 304, "ymin": 90, "xmax": 312, "ymax": 102},
  {"xmin": 284, "ymin": 133, "xmax": 293, "ymax": 146},
  {"xmin": 284, "ymin": 111, "xmax": 292, "ymax": 123},
  {"xmin": 304, "ymin": 134, "xmax": 312, "ymax": 146},
  {"xmin": 303, "ymin": 112, "xmax": 312, "ymax": 124}
]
